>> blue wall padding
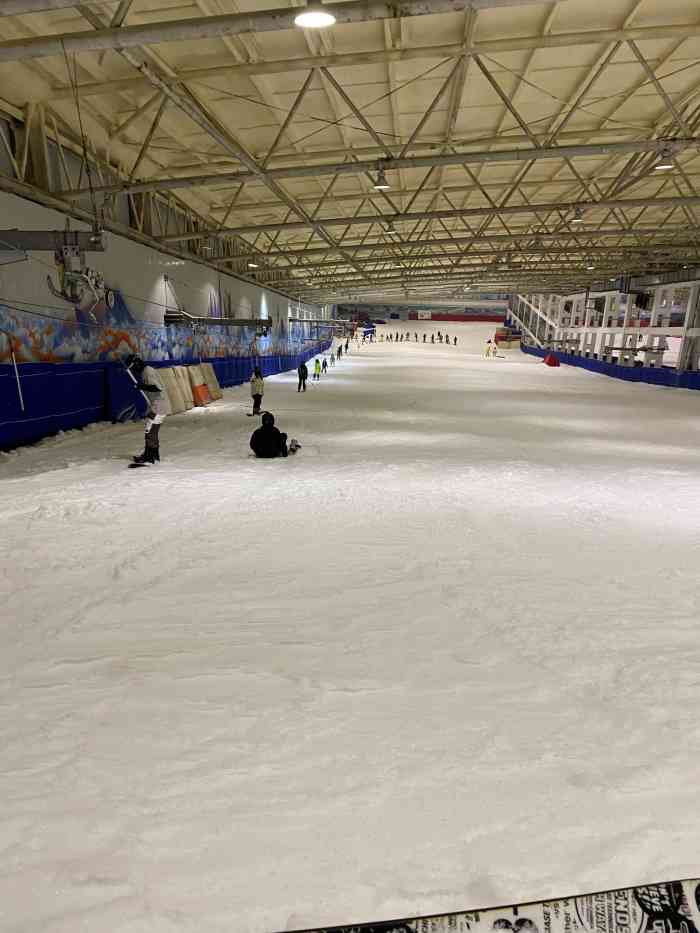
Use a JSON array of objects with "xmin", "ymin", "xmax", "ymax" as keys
[
  {"xmin": 521, "ymin": 343, "xmax": 700, "ymax": 389},
  {"xmin": 0, "ymin": 341, "xmax": 332, "ymax": 451}
]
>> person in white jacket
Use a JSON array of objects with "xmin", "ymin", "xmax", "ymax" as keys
[
  {"xmin": 250, "ymin": 366, "xmax": 264, "ymax": 415},
  {"xmin": 126, "ymin": 354, "xmax": 172, "ymax": 464}
]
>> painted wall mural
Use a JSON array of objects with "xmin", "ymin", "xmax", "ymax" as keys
[{"xmin": 0, "ymin": 190, "xmax": 328, "ymax": 365}]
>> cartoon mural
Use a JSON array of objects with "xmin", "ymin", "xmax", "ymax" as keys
[{"xmin": 0, "ymin": 295, "xmax": 323, "ymax": 366}]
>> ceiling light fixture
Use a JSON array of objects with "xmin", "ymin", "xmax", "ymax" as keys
[
  {"xmin": 654, "ymin": 147, "xmax": 674, "ymax": 170},
  {"xmin": 572, "ymin": 207, "xmax": 584, "ymax": 223},
  {"xmin": 294, "ymin": 6, "xmax": 336, "ymax": 29},
  {"xmin": 373, "ymin": 166, "xmax": 391, "ymax": 191},
  {"xmin": 385, "ymin": 220, "xmax": 400, "ymax": 235},
  {"xmin": 587, "ymin": 265, "xmax": 595, "ymax": 271},
  {"xmin": 248, "ymin": 262, "xmax": 259, "ymax": 269}
]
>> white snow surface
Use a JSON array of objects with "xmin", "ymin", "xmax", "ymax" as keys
[{"xmin": 2, "ymin": 322, "xmax": 700, "ymax": 933}]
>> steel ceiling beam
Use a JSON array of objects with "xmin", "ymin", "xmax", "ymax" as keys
[
  {"xmin": 62, "ymin": 138, "xmax": 700, "ymax": 200},
  {"xmin": 162, "ymin": 193, "xmax": 700, "ymax": 242},
  {"xmin": 0, "ymin": 0, "xmax": 559, "ymax": 60},
  {"xmin": 217, "ymin": 225, "xmax": 697, "ymax": 262},
  {"xmin": 40, "ymin": 22, "xmax": 700, "ymax": 101},
  {"xmin": 248, "ymin": 243, "xmax": 700, "ymax": 277}
]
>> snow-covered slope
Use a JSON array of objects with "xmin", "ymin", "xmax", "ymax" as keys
[{"xmin": 2, "ymin": 323, "xmax": 700, "ymax": 933}]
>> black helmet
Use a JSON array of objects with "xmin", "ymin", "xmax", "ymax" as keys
[{"xmin": 261, "ymin": 411, "xmax": 274, "ymax": 426}]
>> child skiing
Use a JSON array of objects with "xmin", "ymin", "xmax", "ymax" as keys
[
  {"xmin": 125, "ymin": 355, "xmax": 171, "ymax": 465},
  {"xmin": 313, "ymin": 358, "xmax": 321, "ymax": 381}
]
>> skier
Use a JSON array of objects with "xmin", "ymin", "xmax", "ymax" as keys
[
  {"xmin": 297, "ymin": 360, "xmax": 308, "ymax": 392},
  {"xmin": 250, "ymin": 412, "xmax": 300, "ymax": 459},
  {"xmin": 395, "ymin": 332, "xmax": 399, "ymax": 342},
  {"xmin": 400, "ymin": 334, "xmax": 404, "ymax": 342},
  {"xmin": 313, "ymin": 358, "xmax": 321, "ymax": 381},
  {"xmin": 415, "ymin": 333, "xmax": 418, "ymax": 342},
  {"xmin": 453, "ymin": 336, "xmax": 457, "ymax": 346},
  {"xmin": 445, "ymin": 334, "xmax": 450, "ymax": 345},
  {"xmin": 250, "ymin": 366, "xmax": 264, "ymax": 414},
  {"xmin": 431, "ymin": 334, "xmax": 435, "ymax": 344},
  {"xmin": 345, "ymin": 339, "xmax": 349, "ymax": 353},
  {"xmin": 484, "ymin": 339, "xmax": 492, "ymax": 358},
  {"xmin": 126, "ymin": 355, "xmax": 171, "ymax": 465},
  {"xmin": 322, "ymin": 357, "xmax": 328, "ymax": 374},
  {"xmin": 423, "ymin": 334, "xmax": 427, "ymax": 343},
  {"xmin": 330, "ymin": 352, "xmax": 336, "ymax": 366},
  {"xmin": 337, "ymin": 344, "xmax": 342, "ymax": 360}
]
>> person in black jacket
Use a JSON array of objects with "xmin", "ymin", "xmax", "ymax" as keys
[
  {"xmin": 297, "ymin": 361, "xmax": 308, "ymax": 392},
  {"xmin": 250, "ymin": 412, "xmax": 288, "ymax": 458}
]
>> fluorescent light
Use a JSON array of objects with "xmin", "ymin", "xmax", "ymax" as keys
[
  {"xmin": 248, "ymin": 262, "xmax": 259, "ymax": 268},
  {"xmin": 373, "ymin": 166, "xmax": 390, "ymax": 190},
  {"xmin": 587, "ymin": 265, "xmax": 595, "ymax": 271},
  {"xmin": 572, "ymin": 206, "xmax": 584, "ymax": 223},
  {"xmin": 294, "ymin": 7, "xmax": 336, "ymax": 28},
  {"xmin": 655, "ymin": 147, "xmax": 674, "ymax": 170}
]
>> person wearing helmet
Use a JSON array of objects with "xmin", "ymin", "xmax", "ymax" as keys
[
  {"xmin": 125, "ymin": 354, "xmax": 171, "ymax": 465},
  {"xmin": 250, "ymin": 412, "xmax": 300, "ymax": 458}
]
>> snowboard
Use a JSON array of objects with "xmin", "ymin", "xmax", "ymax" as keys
[{"xmin": 277, "ymin": 878, "xmax": 700, "ymax": 933}]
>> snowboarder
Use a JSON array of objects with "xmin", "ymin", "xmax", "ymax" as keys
[
  {"xmin": 313, "ymin": 358, "xmax": 321, "ymax": 381},
  {"xmin": 322, "ymin": 357, "xmax": 328, "ymax": 374},
  {"xmin": 250, "ymin": 366, "xmax": 264, "ymax": 414},
  {"xmin": 250, "ymin": 412, "xmax": 300, "ymax": 459},
  {"xmin": 126, "ymin": 355, "xmax": 171, "ymax": 465},
  {"xmin": 297, "ymin": 360, "xmax": 308, "ymax": 392}
]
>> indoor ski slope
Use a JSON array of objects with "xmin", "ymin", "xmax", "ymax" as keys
[{"xmin": 2, "ymin": 322, "xmax": 700, "ymax": 933}]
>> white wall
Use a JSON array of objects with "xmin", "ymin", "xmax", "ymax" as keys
[{"xmin": 0, "ymin": 191, "xmax": 317, "ymax": 326}]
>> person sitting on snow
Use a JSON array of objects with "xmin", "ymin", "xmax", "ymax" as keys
[{"xmin": 250, "ymin": 412, "xmax": 300, "ymax": 459}]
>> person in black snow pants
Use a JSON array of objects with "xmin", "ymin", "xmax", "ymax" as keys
[
  {"xmin": 250, "ymin": 412, "xmax": 299, "ymax": 458},
  {"xmin": 454, "ymin": 336, "xmax": 458, "ymax": 346},
  {"xmin": 431, "ymin": 334, "xmax": 435, "ymax": 344},
  {"xmin": 322, "ymin": 357, "xmax": 328, "ymax": 374},
  {"xmin": 423, "ymin": 333, "xmax": 427, "ymax": 343},
  {"xmin": 337, "ymin": 344, "xmax": 342, "ymax": 360},
  {"xmin": 345, "ymin": 339, "xmax": 349, "ymax": 353},
  {"xmin": 297, "ymin": 361, "xmax": 308, "ymax": 392}
]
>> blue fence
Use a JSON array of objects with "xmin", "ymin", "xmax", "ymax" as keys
[
  {"xmin": 0, "ymin": 342, "xmax": 331, "ymax": 451},
  {"xmin": 521, "ymin": 343, "xmax": 700, "ymax": 390}
]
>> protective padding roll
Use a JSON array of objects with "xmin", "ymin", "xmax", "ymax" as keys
[
  {"xmin": 174, "ymin": 366, "xmax": 194, "ymax": 409},
  {"xmin": 159, "ymin": 367, "xmax": 186, "ymax": 414},
  {"xmin": 188, "ymin": 364, "xmax": 210, "ymax": 407},
  {"xmin": 201, "ymin": 362, "xmax": 223, "ymax": 400}
]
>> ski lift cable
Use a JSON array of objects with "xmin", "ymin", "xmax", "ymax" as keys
[{"xmin": 62, "ymin": 42, "xmax": 101, "ymax": 237}]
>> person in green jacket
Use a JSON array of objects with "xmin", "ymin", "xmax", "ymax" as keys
[{"xmin": 313, "ymin": 358, "xmax": 321, "ymax": 381}]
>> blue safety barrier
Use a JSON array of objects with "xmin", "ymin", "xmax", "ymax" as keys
[
  {"xmin": 0, "ymin": 340, "xmax": 331, "ymax": 451},
  {"xmin": 521, "ymin": 343, "xmax": 700, "ymax": 390}
]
